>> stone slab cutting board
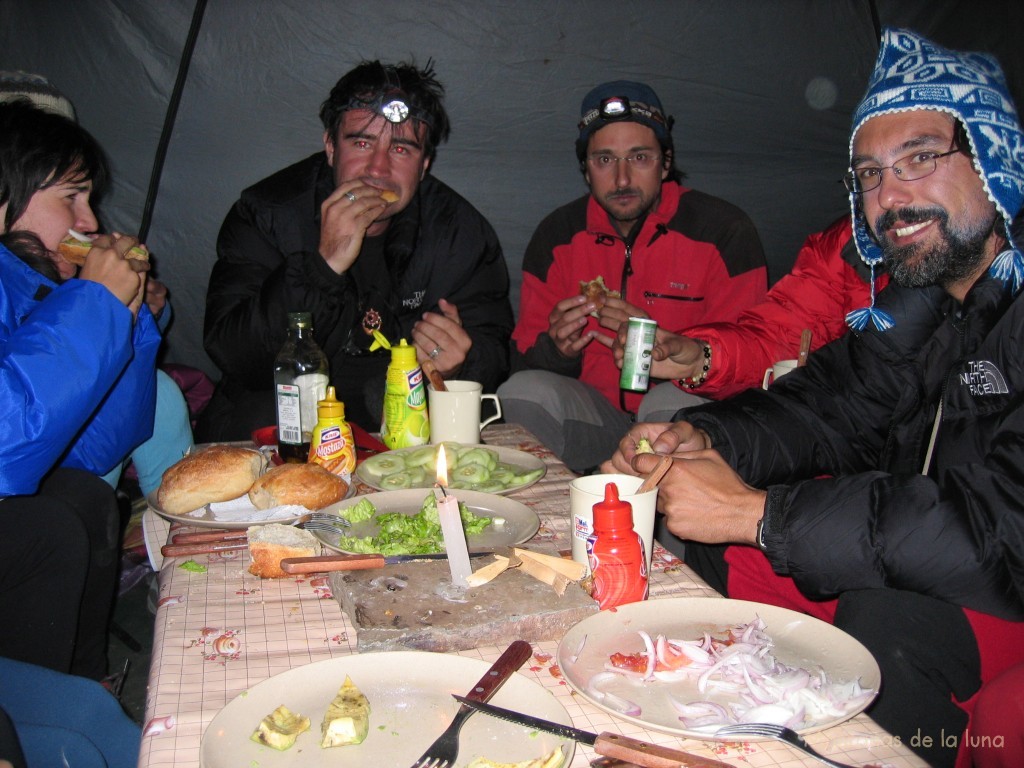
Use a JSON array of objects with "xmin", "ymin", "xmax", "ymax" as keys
[{"xmin": 330, "ymin": 558, "xmax": 598, "ymax": 653}]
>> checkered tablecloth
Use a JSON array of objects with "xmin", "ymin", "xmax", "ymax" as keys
[{"xmin": 139, "ymin": 424, "xmax": 926, "ymax": 768}]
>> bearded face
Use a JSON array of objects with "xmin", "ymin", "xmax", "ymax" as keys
[{"xmin": 875, "ymin": 204, "xmax": 997, "ymax": 290}]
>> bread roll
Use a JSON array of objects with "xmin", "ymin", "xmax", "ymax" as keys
[
  {"xmin": 247, "ymin": 523, "xmax": 320, "ymax": 579},
  {"xmin": 157, "ymin": 445, "xmax": 266, "ymax": 515},
  {"xmin": 248, "ymin": 463, "xmax": 349, "ymax": 510}
]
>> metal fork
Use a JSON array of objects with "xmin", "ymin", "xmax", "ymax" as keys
[
  {"xmin": 715, "ymin": 723, "xmax": 856, "ymax": 768},
  {"xmin": 408, "ymin": 640, "xmax": 533, "ymax": 768},
  {"xmin": 297, "ymin": 512, "xmax": 350, "ymax": 533}
]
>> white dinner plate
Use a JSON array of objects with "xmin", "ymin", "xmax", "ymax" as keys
[
  {"xmin": 200, "ymin": 651, "xmax": 574, "ymax": 767},
  {"xmin": 354, "ymin": 444, "xmax": 546, "ymax": 495},
  {"xmin": 556, "ymin": 597, "xmax": 880, "ymax": 740},
  {"xmin": 147, "ymin": 475, "xmax": 356, "ymax": 530},
  {"xmin": 312, "ymin": 489, "xmax": 539, "ymax": 554}
]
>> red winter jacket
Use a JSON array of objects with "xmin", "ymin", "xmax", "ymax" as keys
[
  {"xmin": 681, "ymin": 217, "xmax": 889, "ymax": 398},
  {"xmin": 512, "ymin": 181, "xmax": 767, "ymax": 412}
]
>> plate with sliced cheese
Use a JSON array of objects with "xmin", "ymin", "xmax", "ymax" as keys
[{"xmin": 200, "ymin": 651, "xmax": 574, "ymax": 767}]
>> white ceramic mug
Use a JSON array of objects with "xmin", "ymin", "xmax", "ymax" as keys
[
  {"xmin": 569, "ymin": 473, "xmax": 657, "ymax": 573},
  {"xmin": 427, "ymin": 380, "xmax": 502, "ymax": 444},
  {"xmin": 762, "ymin": 358, "xmax": 799, "ymax": 389}
]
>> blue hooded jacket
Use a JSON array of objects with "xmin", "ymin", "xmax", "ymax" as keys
[{"xmin": 0, "ymin": 243, "xmax": 159, "ymax": 496}]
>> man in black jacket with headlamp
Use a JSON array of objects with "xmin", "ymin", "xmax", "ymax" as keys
[{"xmin": 199, "ymin": 60, "xmax": 512, "ymax": 437}]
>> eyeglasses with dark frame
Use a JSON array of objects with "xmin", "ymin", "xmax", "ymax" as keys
[
  {"xmin": 843, "ymin": 144, "xmax": 962, "ymax": 194},
  {"xmin": 587, "ymin": 151, "xmax": 661, "ymax": 173}
]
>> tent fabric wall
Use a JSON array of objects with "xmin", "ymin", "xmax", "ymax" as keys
[{"xmin": 2, "ymin": 0, "xmax": 1021, "ymax": 381}]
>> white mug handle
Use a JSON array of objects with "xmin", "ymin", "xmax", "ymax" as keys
[
  {"xmin": 762, "ymin": 367, "xmax": 774, "ymax": 389},
  {"xmin": 480, "ymin": 394, "xmax": 502, "ymax": 428}
]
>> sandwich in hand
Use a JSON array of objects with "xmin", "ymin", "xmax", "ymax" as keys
[
  {"xmin": 579, "ymin": 275, "xmax": 621, "ymax": 316},
  {"xmin": 58, "ymin": 228, "xmax": 149, "ymax": 266}
]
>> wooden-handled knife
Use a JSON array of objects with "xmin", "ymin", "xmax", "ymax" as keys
[{"xmin": 451, "ymin": 696, "xmax": 734, "ymax": 768}]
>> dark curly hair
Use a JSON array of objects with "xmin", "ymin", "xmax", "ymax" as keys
[{"xmin": 319, "ymin": 60, "xmax": 451, "ymax": 162}]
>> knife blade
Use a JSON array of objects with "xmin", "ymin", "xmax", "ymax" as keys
[
  {"xmin": 280, "ymin": 550, "xmax": 492, "ymax": 574},
  {"xmin": 451, "ymin": 696, "xmax": 733, "ymax": 768}
]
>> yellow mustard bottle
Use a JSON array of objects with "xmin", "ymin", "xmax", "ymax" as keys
[
  {"xmin": 307, "ymin": 386, "xmax": 356, "ymax": 475},
  {"xmin": 380, "ymin": 339, "xmax": 429, "ymax": 449}
]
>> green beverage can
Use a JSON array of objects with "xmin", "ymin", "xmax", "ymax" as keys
[{"xmin": 620, "ymin": 317, "xmax": 657, "ymax": 392}]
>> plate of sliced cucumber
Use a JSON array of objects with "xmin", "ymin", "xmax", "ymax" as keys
[{"xmin": 354, "ymin": 443, "xmax": 546, "ymax": 495}]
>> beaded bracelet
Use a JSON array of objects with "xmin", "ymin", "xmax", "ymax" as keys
[{"xmin": 679, "ymin": 342, "xmax": 712, "ymax": 389}]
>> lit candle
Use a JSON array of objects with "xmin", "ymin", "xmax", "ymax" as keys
[{"xmin": 435, "ymin": 444, "xmax": 472, "ymax": 587}]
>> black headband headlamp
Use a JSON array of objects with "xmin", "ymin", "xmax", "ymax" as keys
[
  {"xmin": 343, "ymin": 91, "xmax": 434, "ymax": 129},
  {"xmin": 577, "ymin": 96, "xmax": 669, "ymax": 133}
]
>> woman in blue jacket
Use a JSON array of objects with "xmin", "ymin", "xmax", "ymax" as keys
[{"xmin": 0, "ymin": 100, "xmax": 159, "ymax": 680}]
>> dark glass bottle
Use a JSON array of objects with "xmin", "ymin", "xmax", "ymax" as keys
[{"xmin": 273, "ymin": 312, "xmax": 329, "ymax": 463}]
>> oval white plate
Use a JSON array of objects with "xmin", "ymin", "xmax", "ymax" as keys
[
  {"xmin": 148, "ymin": 474, "xmax": 355, "ymax": 530},
  {"xmin": 556, "ymin": 597, "xmax": 880, "ymax": 740},
  {"xmin": 355, "ymin": 444, "xmax": 546, "ymax": 495},
  {"xmin": 312, "ymin": 489, "xmax": 539, "ymax": 554},
  {"xmin": 200, "ymin": 651, "xmax": 574, "ymax": 767}
]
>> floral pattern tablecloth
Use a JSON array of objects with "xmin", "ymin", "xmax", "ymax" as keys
[{"xmin": 140, "ymin": 423, "xmax": 926, "ymax": 768}]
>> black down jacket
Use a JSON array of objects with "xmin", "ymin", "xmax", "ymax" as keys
[
  {"xmin": 683, "ymin": 273, "xmax": 1024, "ymax": 621},
  {"xmin": 204, "ymin": 153, "xmax": 513, "ymax": 430}
]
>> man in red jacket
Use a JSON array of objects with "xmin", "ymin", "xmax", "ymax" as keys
[
  {"xmin": 605, "ymin": 216, "xmax": 886, "ymax": 399},
  {"xmin": 499, "ymin": 80, "xmax": 767, "ymax": 471}
]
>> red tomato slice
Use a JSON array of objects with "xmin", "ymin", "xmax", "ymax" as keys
[{"xmin": 608, "ymin": 652, "xmax": 648, "ymax": 673}]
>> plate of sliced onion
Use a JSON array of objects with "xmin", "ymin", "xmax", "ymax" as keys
[{"xmin": 555, "ymin": 597, "xmax": 879, "ymax": 739}]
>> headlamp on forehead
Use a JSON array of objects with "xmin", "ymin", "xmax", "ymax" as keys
[
  {"xmin": 578, "ymin": 96, "xmax": 669, "ymax": 132},
  {"xmin": 344, "ymin": 91, "xmax": 434, "ymax": 129}
]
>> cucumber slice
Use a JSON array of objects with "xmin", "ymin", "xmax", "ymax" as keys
[
  {"xmin": 450, "ymin": 462, "xmax": 490, "ymax": 485},
  {"xmin": 379, "ymin": 471, "xmax": 413, "ymax": 490},
  {"xmin": 512, "ymin": 468, "xmax": 545, "ymax": 486},
  {"xmin": 360, "ymin": 453, "xmax": 406, "ymax": 480},
  {"xmin": 488, "ymin": 464, "xmax": 517, "ymax": 484},
  {"xmin": 403, "ymin": 445, "xmax": 438, "ymax": 469},
  {"xmin": 471, "ymin": 480, "xmax": 506, "ymax": 493},
  {"xmin": 457, "ymin": 447, "xmax": 498, "ymax": 470}
]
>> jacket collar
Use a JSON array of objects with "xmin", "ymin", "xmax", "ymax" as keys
[{"xmin": 585, "ymin": 180, "xmax": 683, "ymax": 244}]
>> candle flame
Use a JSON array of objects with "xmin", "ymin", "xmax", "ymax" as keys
[{"xmin": 436, "ymin": 444, "xmax": 449, "ymax": 488}]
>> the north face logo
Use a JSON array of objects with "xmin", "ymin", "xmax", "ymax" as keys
[{"xmin": 960, "ymin": 360, "xmax": 1009, "ymax": 396}]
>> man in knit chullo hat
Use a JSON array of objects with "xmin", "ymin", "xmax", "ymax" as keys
[{"xmin": 604, "ymin": 28, "xmax": 1024, "ymax": 767}]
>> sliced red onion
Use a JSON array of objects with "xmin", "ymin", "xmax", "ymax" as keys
[{"xmin": 570, "ymin": 633, "xmax": 587, "ymax": 663}]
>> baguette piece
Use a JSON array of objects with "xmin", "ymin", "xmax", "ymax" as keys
[
  {"xmin": 157, "ymin": 445, "xmax": 266, "ymax": 516},
  {"xmin": 248, "ymin": 463, "xmax": 348, "ymax": 510},
  {"xmin": 247, "ymin": 523, "xmax": 320, "ymax": 579}
]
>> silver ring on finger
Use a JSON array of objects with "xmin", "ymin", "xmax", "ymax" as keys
[
  {"xmin": 429, "ymin": 346, "xmax": 442, "ymax": 359},
  {"xmin": 345, "ymin": 191, "xmax": 357, "ymax": 202}
]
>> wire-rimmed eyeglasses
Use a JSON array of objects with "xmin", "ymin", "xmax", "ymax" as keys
[
  {"xmin": 587, "ymin": 151, "xmax": 661, "ymax": 172},
  {"xmin": 843, "ymin": 146, "xmax": 961, "ymax": 194}
]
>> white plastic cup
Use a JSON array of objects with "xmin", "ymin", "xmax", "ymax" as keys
[
  {"xmin": 569, "ymin": 473, "xmax": 657, "ymax": 573},
  {"xmin": 762, "ymin": 358, "xmax": 799, "ymax": 389},
  {"xmin": 427, "ymin": 380, "xmax": 502, "ymax": 444}
]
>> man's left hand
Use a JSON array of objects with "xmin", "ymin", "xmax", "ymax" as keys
[{"xmin": 412, "ymin": 298, "xmax": 470, "ymax": 377}]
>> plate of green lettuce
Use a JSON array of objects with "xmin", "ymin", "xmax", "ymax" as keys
[{"xmin": 312, "ymin": 489, "xmax": 540, "ymax": 555}]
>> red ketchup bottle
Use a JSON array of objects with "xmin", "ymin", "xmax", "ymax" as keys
[{"xmin": 586, "ymin": 482, "xmax": 649, "ymax": 609}]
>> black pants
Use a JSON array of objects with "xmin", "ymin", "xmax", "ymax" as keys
[
  {"xmin": 685, "ymin": 543, "xmax": 980, "ymax": 768},
  {"xmin": 0, "ymin": 468, "xmax": 120, "ymax": 680}
]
